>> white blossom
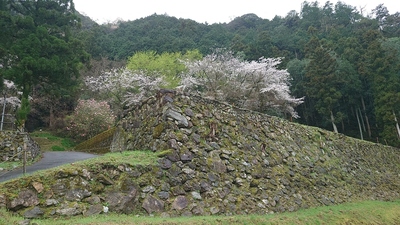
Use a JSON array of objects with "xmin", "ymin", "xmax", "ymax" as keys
[
  {"xmin": 84, "ymin": 68, "xmax": 165, "ymax": 110},
  {"xmin": 180, "ymin": 50, "xmax": 304, "ymax": 118},
  {"xmin": 0, "ymin": 79, "xmax": 21, "ymax": 109}
]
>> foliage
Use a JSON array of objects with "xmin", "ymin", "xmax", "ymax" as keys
[
  {"xmin": 1, "ymin": 0, "xmax": 89, "ymax": 97},
  {"xmin": 64, "ymin": 99, "xmax": 116, "ymax": 142},
  {"xmin": 126, "ymin": 50, "xmax": 202, "ymax": 88},
  {"xmin": 15, "ymin": 97, "xmax": 30, "ymax": 128},
  {"xmin": 180, "ymin": 49, "xmax": 304, "ymax": 118},
  {"xmin": 84, "ymin": 68, "xmax": 164, "ymax": 112},
  {"xmin": 0, "ymin": 0, "xmax": 91, "ymax": 132}
]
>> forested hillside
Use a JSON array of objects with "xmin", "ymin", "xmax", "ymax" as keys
[
  {"xmin": 77, "ymin": 1, "xmax": 400, "ymax": 147},
  {"xmin": 1, "ymin": 0, "xmax": 400, "ymax": 147}
]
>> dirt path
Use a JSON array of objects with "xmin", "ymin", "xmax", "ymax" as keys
[{"xmin": 0, "ymin": 151, "xmax": 98, "ymax": 183}]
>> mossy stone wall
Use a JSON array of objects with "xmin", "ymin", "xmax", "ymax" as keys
[
  {"xmin": 0, "ymin": 91, "xmax": 399, "ymax": 218},
  {"xmin": 111, "ymin": 91, "xmax": 400, "ymax": 215},
  {"xmin": 0, "ymin": 131, "xmax": 40, "ymax": 162}
]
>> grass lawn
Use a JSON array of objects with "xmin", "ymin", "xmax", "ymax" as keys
[{"xmin": 0, "ymin": 200, "xmax": 399, "ymax": 225}]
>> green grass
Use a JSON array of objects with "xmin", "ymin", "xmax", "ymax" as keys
[
  {"xmin": 1, "ymin": 200, "xmax": 399, "ymax": 225},
  {"xmin": 51, "ymin": 145, "xmax": 65, "ymax": 151},
  {"xmin": 75, "ymin": 150, "xmax": 159, "ymax": 166},
  {"xmin": 30, "ymin": 130, "xmax": 77, "ymax": 151},
  {"xmin": 0, "ymin": 161, "xmax": 20, "ymax": 171}
]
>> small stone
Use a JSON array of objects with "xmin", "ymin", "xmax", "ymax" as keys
[
  {"xmin": 158, "ymin": 191, "xmax": 170, "ymax": 200},
  {"xmin": 169, "ymin": 139, "xmax": 179, "ymax": 150},
  {"xmin": 142, "ymin": 195, "xmax": 164, "ymax": 214},
  {"xmin": 24, "ymin": 206, "xmax": 43, "ymax": 219},
  {"xmin": 210, "ymin": 207, "xmax": 220, "ymax": 215},
  {"xmin": 159, "ymin": 158, "xmax": 172, "ymax": 169},
  {"xmin": 142, "ymin": 186, "xmax": 155, "ymax": 193},
  {"xmin": 192, "ymin": 133, "xmax": 201, "ymax": 144},
  {"xmin": 84, "ymin": 196, "xmax": 101, "ymax": 205},
  {"xmin": 172, "ymin": 196, "xmax": 188, "ymax": 210},
  {"xmin": 96, "ymin": 174, "xmax": 114, "ymax": 185},
  {"xmin": 191, "ymin": 192, "xmax": 202, "ymax": 200},
  {"xmin": 81, "ymin": 169, "xmax": 91, "ymax": 179},
  {"xmin": 65, "ymin": 189, "xmax": 92, "ymax": 201},
  {"xmin": 9, "ymin": 189, "xmax": 39, "ymax": 210},
  {"xmin": 184, "ymin": 108, "xmax": 194, "ymax": 117},
  {"xmin": 45, "ymin": 199, "xmax": 58, "ymax": 206},
  {"xmin": 180, "ymin": 151, "xmax": 193, "ymax": 162},
  {"xmin": 56, "ymin": 206, "xmax": 81, "ymax": 216},
  {"xmin": 209, "ymin": 142, "xmax": 220, "ymax": 149},
  {"xmin": 182, "ymin": 167, "xmax": 195, "ymax": 175},
  {"xmin": 83, "ymin": 204, "xmax": 103, "ymax": 216},
  {"xmin": 18, "ymin": 220, "xmax": 31, "ymax": 225},
  {"xmin": 0, "ymin": 194, "xmax": 7, "ymax": 207}
]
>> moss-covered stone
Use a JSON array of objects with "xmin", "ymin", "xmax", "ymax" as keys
[{"xmin": 153, "ymin": 123, "xmax": 165, "ymax": 139}]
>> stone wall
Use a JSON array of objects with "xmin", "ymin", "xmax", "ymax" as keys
[
  {"xmin": 110, "ymin": 91, "xmax": 399, "ymax": 214},
  {"xmin": 0, "ymin": 131, "xmax": 40, "ymax": 162},
  {"xmin": 0, "ymin": 91, "xmax": 399, "ymax": 218}
]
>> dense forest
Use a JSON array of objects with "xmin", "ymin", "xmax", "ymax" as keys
[{"xmin": 1, "ymin": 0, "xmax": 400, "ymax": 147}]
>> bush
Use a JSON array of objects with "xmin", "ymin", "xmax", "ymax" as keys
[{"xmin": 65, "ymin": 99, "xmax": 116, "ymax": 142}]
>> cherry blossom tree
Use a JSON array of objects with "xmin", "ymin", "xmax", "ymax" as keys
[
  {"xmin": 1, "ymin": 79, "xmax": 21, "ymax": 110},
  {"xmin": 180, "ymin": 49, "xmax": 304, "ymax": 118},
  {"xmin": 84, "ymin": 68, "xmax": 165, "ymax": 114},
  {"xmin": 0, "ymin": 79, "xmax": 27, "ymax": 130},
  {"xmin": 64, "ymin": 99, "xmax": 116, "ymax": 141}
]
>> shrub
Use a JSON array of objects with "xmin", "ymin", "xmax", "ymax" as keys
[{"xmin": 65, "ymin": 99, "xmax": 116, "ymax": 142}]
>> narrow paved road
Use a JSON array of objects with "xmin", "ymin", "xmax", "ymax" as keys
[{"xmin": 0, "ymin": 151, "xmax": 98, "ymax": 183}]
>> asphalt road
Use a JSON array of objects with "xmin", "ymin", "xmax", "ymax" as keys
[{"xmin": 0, "ymin": 151, "xmax": 98, "ymax": 183}]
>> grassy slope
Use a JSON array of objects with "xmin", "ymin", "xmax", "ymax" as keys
[{"xmin": 30, "ymin": 131, "xmax": 76, "ymax": 151}]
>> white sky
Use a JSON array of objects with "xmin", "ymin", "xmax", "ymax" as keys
[{"xmin": 73, "ymin": 0, "xmax": 400, "ymax": 24}]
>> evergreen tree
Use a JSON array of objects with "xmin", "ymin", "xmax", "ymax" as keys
[
  {"xmin": 304, "ymin": 36, "xmax": 343, "ymax": 133},
  {"xmin": 1, "ymin": 0, "xmax": 89, "ymax": 128}
]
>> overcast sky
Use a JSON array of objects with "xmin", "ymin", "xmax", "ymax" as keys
[{"xmin": 73, "ymin": 0, "xmax": 400, "ymax": 24}]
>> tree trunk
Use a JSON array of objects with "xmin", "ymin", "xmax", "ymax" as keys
[
  {"xmin": 393, "ymin": 111, "xmax": 400, "ymax": 139},
  {"xmin": 330, "ymin": 110, "xmax": 338, "ymax": 133},
  {"xmin": 356, "ymin": 107, "xmax": 364, "ymax": 140},
  {"xmin": 49, "ymin": 104, "xmax": 54, "ymax": 128},
  {"xmin": 361, "ymin": 97, "xmax": 372, "ymax": 138},
  {"xmin": 358, "ymin": 107, "xmax": 366, "ymax": 132}
]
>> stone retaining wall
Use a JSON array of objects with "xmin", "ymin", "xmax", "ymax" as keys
[
  {"xmin": 0, "ymin": 131, "xmax": 40, "ymax": 162},
  {"xmin": 0, "ymin": 91, "xmax": 399, "ymax": 218}
]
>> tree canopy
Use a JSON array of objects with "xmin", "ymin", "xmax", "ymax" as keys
[{"xmin": 0, "ymin": 0, "xmax": 89, "ymax": 128}]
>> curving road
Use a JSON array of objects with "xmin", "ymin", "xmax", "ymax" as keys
[{"xmin": 0, "ymin": 151, "xmax": 98, "ymax": 183}]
